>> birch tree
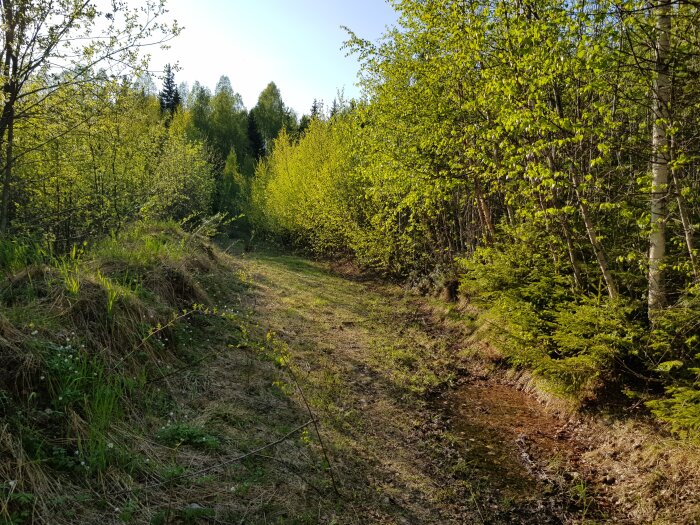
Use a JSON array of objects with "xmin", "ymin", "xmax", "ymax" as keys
[{"xmin": 0, "ymin": 0, "xmax": 178, "ymax": 232}]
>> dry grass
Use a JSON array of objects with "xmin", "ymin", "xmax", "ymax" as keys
[{"xmin": 0, "ymin": 225, "xmax": 346, "ymax": 524}]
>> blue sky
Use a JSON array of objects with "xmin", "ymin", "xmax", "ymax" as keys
[{"xmin": 150, "ymin": 0, "xmax": 398, "ymax": 116}]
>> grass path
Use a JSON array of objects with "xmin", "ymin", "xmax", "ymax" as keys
[
  {"xmin": 233, "ymin": 251, "xmax": 582, "ymax": 524},
  {"xmin": 4, "ymin": 230, "xmax": 696, "ymax": 524}
]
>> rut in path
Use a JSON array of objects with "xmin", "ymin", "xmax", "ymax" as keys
[{"xmin": 236, "ymin": 252, "xmax": 588, "ymax": 524}]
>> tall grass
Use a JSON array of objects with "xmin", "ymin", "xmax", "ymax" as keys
[
  {"xmin": 0, "ymin": 221, "xmax": 230, "ymax": 522},
  {"xmin": 0, "ymin": 237, "xmax": 51, "ymax": 274}
]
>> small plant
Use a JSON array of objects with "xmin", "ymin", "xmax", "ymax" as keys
[
  {"xmin": 570, "ymin": 478, "xmax": 595, "ymax": 518},
  {"xmin": 38, "ymin": 339, "xmax": 131, "ymax": 472},
  {"xmin": 155, "ymin": 423, "xmax": 220, "ymax": 450},
  {"xmin": 58, "ymin": 261, "xmax": 80, "ymax": 295},
  {"xmin": 97, "ymin": 271, "xmax": 123, "ymax": 316},
  {"xmin": 0, "ymin": 482, "xmax": 34, "ymax": 525}
]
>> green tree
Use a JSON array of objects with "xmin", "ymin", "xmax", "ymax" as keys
[
  {"xmin": 209, "ymin": 75, "xmax": 249, "ymax": 169},
  {"xmin": 247, "ymin": 111, "xmax": 265, "ymax": 160},
  {"xmin": 250, "ymin": 81, "xmax": 293, "ymax": 154},
  {"xmin": 185, "ymin": 81, "xmax": 213, "ymax": 148},
  {"xmin": 159, "ymin": 63, "xmax": 181, "ymax": 117},
  {"xmin": 0, "ymin": 0, "xmax": 178, "ymax": 233}
]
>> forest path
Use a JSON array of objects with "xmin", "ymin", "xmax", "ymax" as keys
[{"xmin": 233, "ymin": 251, "xmax": 590, "ymax": 524}]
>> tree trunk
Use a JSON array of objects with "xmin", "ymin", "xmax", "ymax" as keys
[
  {"xmin": 572, "ymin": 176, "xmax": 619, "ymax": 300},
  {"xmin": 561, "ymin": 219, "xmax": 583, "ymax": 290},
  {"xmin": 673, "ymin": 172, "xmax": 697, "ymax": 280},
  {"xmin": 474, "ymin": 178, "xmax": 496, "ymax": 241},
  {"xmin": 579, "ymin": 197, "xmax": 618, "ymax": 300},
  {"xmin": 648, "ymin": 2, "xmax": 672, "ymax": 315},
  {"xmin": 0, "ymin": 0, "xmax": 17, "ymax": 233},
  {"xmin": 1, "ymin": 106, "xmax": 14, "ymax": 232}
]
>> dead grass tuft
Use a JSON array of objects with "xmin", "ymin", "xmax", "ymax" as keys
[{"xmin": 144, "ymin": 262, "xmax": 210, "ymax": 307}]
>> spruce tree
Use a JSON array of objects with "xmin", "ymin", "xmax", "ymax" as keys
[{"xmin": 158, "ymin": 64, "xmax": 180, "ymax": 116}]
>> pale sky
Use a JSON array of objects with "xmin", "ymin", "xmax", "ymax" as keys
[{"xmin": 148, "ymin": 0, "xmax": 398, "ymax": 116}]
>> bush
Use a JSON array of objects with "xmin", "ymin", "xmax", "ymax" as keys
[
  {"xmin": 645, "ymin": 287, "xmax": 700, "ymax": 441},
  {"xmin": 457, "ymin": 226, "xmax": 640, "ymax": 402}
]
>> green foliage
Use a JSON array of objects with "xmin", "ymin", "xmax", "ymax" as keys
[
  {"xmin": 544, "ymin": 300, "xmax": 640, "ymax": 398},
  {"xmin": 456, "ymin": 226, "xmax": 641, "ymax": 399},
  {"xmin": 155, "ymin": 423, "xmax": 220, "ymax": 450},
  {"xmin": 251, "ymin": 82, "xmax": 297, "ymax": 155},
  {"xmin": 0, "ymin": 483, "xmax": 34, "ymax": 525},
  {"xmin": 252, "ymin": 120, "xmax": 358, "ymax": 257},
  {"xmin": 245, "ymin": 0, "xmax": 700, "ymax": 435},
  {"xmin": 458, "ymin": 225, "xmax": 573, "ymax": 309},
  {"xmin": 647, "ymin": 386, "xmax": 700, "ymax": 441},
  {"xmin": 0, "ymin": 237, "xmax": 50, "ymax": 274},
  {"xmin": 645, "ymin": 288, "xmax": 700, "ymax": 441},
  {"xmin": 216, "ymin": 149, "xmax": 248, "ymax": 217},
  {"xmin": 10, "ymin": 77, "xmax": 216, "ymax": 251},
  {"xmin": 140, "ymin": 119, "xmax": 215, "ymax": 222}
]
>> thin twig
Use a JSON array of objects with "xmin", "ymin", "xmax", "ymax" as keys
[
  {"xmin": 109, "ymin": 420, "xmax": 313, "ymax": 497},
  {"xmin": 285, "ymin": 366, "xmax": 342, "ymax": 497}
]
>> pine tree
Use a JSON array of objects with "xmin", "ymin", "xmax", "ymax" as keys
[{"xmin": 311, "ymin": 99, "xmax": 323, "ymax": 119}]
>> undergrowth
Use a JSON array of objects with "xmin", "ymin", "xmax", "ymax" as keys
[
  {"xmin": 456, "ymin": 224, "xmax": 699, "ymax": 442},
  {"xmin": 0, "ymin": 220, "xmax": 250, "ymax": 523}
]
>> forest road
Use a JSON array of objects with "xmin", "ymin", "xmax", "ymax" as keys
[{"xmin": 234, "ymin": 251, "xmax": 595, "ymax": 524}]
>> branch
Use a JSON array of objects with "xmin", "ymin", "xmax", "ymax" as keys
[{"xmin": 108, "ymin": 420, "xmax": 314, "ymax": 497}]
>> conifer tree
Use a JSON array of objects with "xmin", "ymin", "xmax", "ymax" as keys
[{"xmin": 159, "ymin": 64, "xmax": 180, "ymax": 117}]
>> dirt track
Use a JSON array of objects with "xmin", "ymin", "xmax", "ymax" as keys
[{"xmin": 236, "ymin": 252, "xmax": 597, "ymax": 524}]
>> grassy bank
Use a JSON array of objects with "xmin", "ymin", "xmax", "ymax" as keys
[{"xmin": 0, "ymin": 224, "xmax": 335, "ymax": 524}]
